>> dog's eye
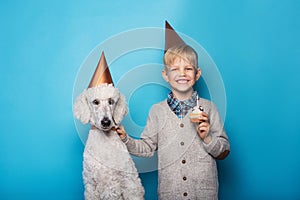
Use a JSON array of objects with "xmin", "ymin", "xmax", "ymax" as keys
[
  {"xmin": 108, "ymin": 98, "xmax": 114, "ymax": 105},
  {"xmin": 92, "ymin": 99, "xmax": 100, "ymax": 105}
]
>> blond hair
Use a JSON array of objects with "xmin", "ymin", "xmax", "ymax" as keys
[{"xmin": 163, "ymin": 44, "xmax": 198, "ymax": 70}]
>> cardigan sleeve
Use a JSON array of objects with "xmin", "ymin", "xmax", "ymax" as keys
[
  {"xmin": 202, "ymin": 102, "xmax": 230, "ymax": 160},
  {"xmin": 124, "ymin": 104, "xmax": 162, "ymax": 157}
]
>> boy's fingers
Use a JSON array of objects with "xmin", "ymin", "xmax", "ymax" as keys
[
  {"xmin": 199, "ymin": 122, "xmax": 209, "ymax": 127},
  {"xmin": 198, "ymin": 116, "xmax": 209, "ymax": 124},
  {"xmin": 198, "ymin": 122, "xmax": 210, "ymax": 134},
  {"xmin": 201, "ymin": 112, "xmax": 208, "ymax": 117},
  {"xmin": 116, "ymin": 125, "xmax": 126, "ymax": 136},
  {"xmin": 201, "ymin": 117, "xmax": 208, "ymax": 122},
  {"xmin": 198, "ymin": 127, "xmax": 208, "ymax": 138}
]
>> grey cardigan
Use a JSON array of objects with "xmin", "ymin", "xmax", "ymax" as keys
[{"xmin": 124, "ymin": 98, "xmax": 230, "ymax": 199}]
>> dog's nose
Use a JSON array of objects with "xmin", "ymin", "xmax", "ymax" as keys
[{"xmin": 101, "ymin": 117, "xmax": 111, "ymax": 127}]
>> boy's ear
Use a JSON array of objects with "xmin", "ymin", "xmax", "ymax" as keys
[
  {"xmin": 195, "ymin": 68, "xmax": 201, "ymax": 81},
  {"xmin": 162, "ymin": 69, "xmax": 169, "ymax": 82}
]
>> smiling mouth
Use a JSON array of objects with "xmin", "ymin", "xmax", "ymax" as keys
[{"xmin": 176, "ymin": 79, "xmax": 189, "ymax": 84}]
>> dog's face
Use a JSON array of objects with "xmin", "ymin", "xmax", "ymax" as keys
[
  {"xmin": 87, "ymin": 86, "xmax": 119, "ymax": 131},
  {"xmin": 74, "ymin": 84, "xmax": 128, "ymax": 132}
]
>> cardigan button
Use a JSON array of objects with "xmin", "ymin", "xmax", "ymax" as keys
[
  {"xmin": 182, "ymin": 159, "xmax": 186, "ymax": 164},
  {"xmin": 183, "ymin": 176, "xmax": 187, "ymax": 181},
  {"xmin": 180, "ymin": 123, "xmax": 184, "ymax": 128},
  {"xmin": 183, "ymin": 192, "xmax": 188, "ymax": 196},
  {"xmin": 180, "ymin": 142, "xmax": 184, "ymax": 146}
]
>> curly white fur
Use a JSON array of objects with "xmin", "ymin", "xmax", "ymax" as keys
[{"xmin": 73, "ymin": 84, "xmax": 144, "ymax": 200}]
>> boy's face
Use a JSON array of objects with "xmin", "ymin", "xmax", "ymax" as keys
[{"xmin": 162, "ymin": 57, "xmax": 201, "ymax": 99}]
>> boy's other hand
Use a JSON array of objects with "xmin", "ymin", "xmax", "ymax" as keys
[
  {"xmin": 116, "ymin": 125, "xmax": 127, "ymax": 139},
  {"xmin": 196, "ymin": 112, "xmax": 211, "ymax": 143}
]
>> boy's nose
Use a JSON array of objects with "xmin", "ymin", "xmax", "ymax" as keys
[{"xmin": 178, "ymin": 68, "xmax": 186, "ymax": 76}]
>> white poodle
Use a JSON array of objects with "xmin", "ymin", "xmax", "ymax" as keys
[{"xmin": 73, "ymin": 83, "xmax": 144, "ymax": 200}]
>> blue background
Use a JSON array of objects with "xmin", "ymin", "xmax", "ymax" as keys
[{"xmin": 1, "ymin": 0, "xmax": 300, "ymax": 199}]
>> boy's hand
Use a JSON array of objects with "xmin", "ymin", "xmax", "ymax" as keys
[
  {"xmin": 196, "ymin": 112, "xmax": 211, "ymax": 143},
  {"xmin": 115, "ymin": 125, "xmax": 127, "ymax": 139}
]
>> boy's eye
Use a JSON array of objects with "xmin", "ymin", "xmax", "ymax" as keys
[
  {"xmin": 92, "ymin": 99, "xmax": 100, "ymax": 105},
  {"xmin": 108, "ymin": 98, "xmax": 115, "ymax": 105}
]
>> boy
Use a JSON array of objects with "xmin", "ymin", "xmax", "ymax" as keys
[{"xmin": 117, "ymin": 44, "xmax": 230, "ymax": 199}]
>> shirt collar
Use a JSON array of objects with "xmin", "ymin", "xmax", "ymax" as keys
[{"xmin": 167, "ymin": 91, "xmax": 198, "ymax": 111}]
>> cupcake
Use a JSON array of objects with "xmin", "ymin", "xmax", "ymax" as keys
[{"xmin": 190, "ymin": 106, "xmax": 204, "ymax": 123}]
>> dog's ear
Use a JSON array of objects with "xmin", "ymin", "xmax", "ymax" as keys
[
  {"xmin": 73, "ymin": 90, "xmax": 91, "ymax": 124},
  {"xmin": 113, "ymin": 94, "xmax": 128, "ymax": 125}
]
